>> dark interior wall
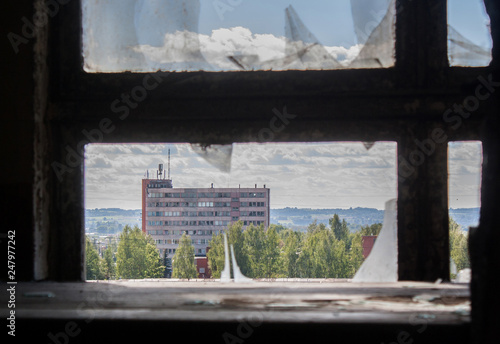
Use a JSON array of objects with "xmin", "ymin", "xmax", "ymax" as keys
[
  {"xmin": 471, "ymin": 2, "xmax": 500, "ymax": 343},
  {"xmin": 1, "ymin": 1, "xmax": 500, "ymax": 343},
  {"xmin": 1, "ymin": 1, "xmax": 35, "ymax": 282}
]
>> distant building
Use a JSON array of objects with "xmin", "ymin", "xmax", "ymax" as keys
[
  {"xmin": 362, "ymin": 236, "xmax": 377, "ymax": 258},
  {"xmin": 142, "ymin": 164, "xmax": 270, "ymax": 258},
  {"xmin": 195, "ymin": 257, "xmax": 210, "ymax": 279}
]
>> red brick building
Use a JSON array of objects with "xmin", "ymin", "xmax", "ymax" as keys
[
  {"xmin": 142, "ymin": 170, "xmax": 270, "ymax": 259},
  {"xmin": 195, "ymin": 257, "xmax": 211, "ymax": 278},
  {"xmin": 362, "ymin": 236, "xmax": 378, "ymax": 259}
]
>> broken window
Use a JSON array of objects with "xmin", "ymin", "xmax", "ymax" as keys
[
  {"xmin": 81, "ymin": 0, "xmax": 396, "ymax": 72},
  {"xmin": 448, "ymin": 141, "xmax": 482, "ymax": 215},
  {"xmin": 447, "ymin": 141, "xmax": 482, "ymax": 282},
  {"xmin": 84, "ymin": 141, "xmax": 398, "ymax": 280},
  {"xmin": 448, "ymin": 0, "xmax": 492, "ymax": 67}
]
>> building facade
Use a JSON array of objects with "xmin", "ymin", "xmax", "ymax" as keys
[
  {"xmin": 362, "ymin": 236, "xmax": 377, "ymax": 259},
  {"xmin": 142, "ymin": 178, "xmax": 270, "ymax": 258}
]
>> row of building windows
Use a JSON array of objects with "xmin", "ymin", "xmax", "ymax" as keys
[
  {"xmin": 149, "ymin": 192, "xmax": 233, "ymax": 198},
  {"xmin": 148, "ymin": 192, "xmax": 266, "ymax": 199},
  {"xmin": 146, "ymin": 209, "xmax": 234, "ymax": 217},
  {"xmin": 148, "ymin": 229, "xmax": 220, "ymax": 236},
  {"xmin": 148, "ymin": 210, "xmax": 265, "ymax": 217},
  {"xmin": 147, "ymin": 183, "xmax": 171, "ymax": 188},
  {"xmin": 147, "ymin": 201, "xmax": 266, "ymax": 208},
  {"xmin": 241, "ymin": 211, "xmax": 265, "ymax": 216},
  {"xmin": 147, "ymin": 220, "xmax": 231, "ymax": 226},
  {"xmin": 147, "ymin": 201, "xmax": 233, "ymax": 208},
  {"xmin": 240, "ymin": 202, "xmax": 265, "ymax": 207},
  {"xmin": 162, "ymin": 248, "xmax": 206, "ymax": 255},
  {"xmin": 155, "ymin": 239, "xmax": 210, "ymax": 245},
  {"xmin": 241, "ymin": 192, "xmax": 266, "ymax": 198},
  {"xmin": 147, "ymin": 220, "xmax": 264, "ymax": 228}
]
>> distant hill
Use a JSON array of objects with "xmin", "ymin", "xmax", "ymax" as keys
[
  {"xmin": 85, "ymin": 208, "xmax": 142, "ymax": 234},
  {"xmin": 85, "ymin": 207, "xmax": 480, "ymax": 233},
  {"xmin": 271, "ymin": 207, "xmax": 384, "ymax": 231},
  {"xmin": 271, "ymin": 207, "xmax": 480, "ymax": 232}
]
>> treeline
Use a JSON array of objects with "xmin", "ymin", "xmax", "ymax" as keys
[
  {"xmin": 207, "ymin": 215, "xmax": 369, "ymax": 279},
  {"xmin": 449, "ymin": 218, "xmax": 470, "ymax": 276},
  {"xmin": 86, "ymin": 225, "xmax": 165, "ymax": 280},
  {"xmin": 86, "ymin": 217, "xmax": 469, "ymax": 280}
]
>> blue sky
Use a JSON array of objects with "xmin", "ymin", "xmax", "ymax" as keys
[
  {"xmin": 84, "ymin": 141, "xmax": 482, "ymax": 211},
  {"xmin": 198, "ymin": 0, "xmax": 491, "ymax": 48},
  {"xmin": 83, "ymin": 0, "xmax": 492, "ymax": 71},
  {"xmin": 198, "ymin": 0, "xmax": 356, "ymax": 47}
]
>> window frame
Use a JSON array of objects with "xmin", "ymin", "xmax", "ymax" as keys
[{"xmin": 37, "ymin": 0, "xmax": 491, "ymax": 281}]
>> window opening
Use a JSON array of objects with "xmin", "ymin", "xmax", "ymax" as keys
[
  {"xmin": 448, "ymin": 141, "xmax": 482, "ymax": 282},
  {"xmin": 448, "ymin": 0, "xmax": 492, "ymax": 67},
  {"xmin": 84, "ymin": 142, "xmax": 397, "ymax": 281},
  {"xmin": 82, "ymin": 0, "xmax": 395, "ymax": 72}
]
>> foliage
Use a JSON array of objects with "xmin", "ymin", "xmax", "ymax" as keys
[
  {"xmin": 172, "ymin": 233, "xmax": 198, "ymax": 279},
  {"xmin": 102, "ymin": 247, "xmax": 116, "ymax": 279},
  {"xmin": 85, "ymin": 236, "xmax": 104, "ymax": 280},
  {"xmin": 348, "ymin": 231, "xmax": 365, "ymax": 276},
  {"xmin": 329, "ymin": 214, "xmax": 349, "ymax": 243},
  {"xmin": 207, "ymin": 231, "xmax": 226, "ymax": 278},
  {"xmin": 116, "ymin": 225, "xmax": 165, "ymax": 279},
  {"xmin": 360, "ymin": 223, "xmax": 383, "ymax": 236},
  {"xmin": 280, "ymin": 229, "xmax": 302, "ymax": 278},
  {"xmin": 207, "ymin": 215, "xmax": 365, "ymax": 279},
  {"xmin": 449, "ymin": 217, "xmax": 470, "ymax": 276}
]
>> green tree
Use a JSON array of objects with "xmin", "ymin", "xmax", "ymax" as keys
[
  {"xmin": 228, "ymin": 221, "xmax": 250, "ymax": 276},
  {"xmin": 296, "ymin": 221, "xmax": 352, "ymax": 278},
  {"xmin": 145, "ymin": 240, "xmax": 167, "ymax": 277},
  {"xmin": 280, "ymin": 229, "xmax": 302, "ymax": 278},
  {"xmin": 102, "ymin": 247, "xmax": 116, "ymax": 280},
  {"xmin": 207, "ymin": 231, "xmax": 226, "ymax": 278},
  {"xmin": 86, "ymin": 236, "xmax": 104, "ymax": 280},
  {"xmin": 244, "ymin": 223, "xmax": 267, "ymax": 277},
  {"xmin": 360, "ymin": 223, "xmax": 382, "ymax": 236},
  {"xmin": 172, "ymin": 233, "xmax": 198, "ymax": 279},
  {"xmin": 116, "ymin": 225, "xmax": 165, "ymax": 279},
  {"xmin": 207, "ymin": 221, "xmax": 251, "ymax": 278},
  {"xmin": 449, "ymin": 217, "xmax": 470, "ymax": 276},
  {"xmin": 330, "ymin": 214, "xmax": 349, "ymax": 242},
  {"xmin": 298, "ymin": 224, "xmax": 330, "ymax": 277},
  {"xmin": 269, "ymin": 223, "xmax": 288, "ymax": 234},
  {"xmin": 348, "ymin": 232, "xmax": 365, "ymax": 277},
  {"xmin": 262, "ymin": 226, "xmax": 282, "ymax": 278}
]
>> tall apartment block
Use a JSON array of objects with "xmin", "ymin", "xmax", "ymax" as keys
[{"xmin": 142, "ymin": 165, "xmax": 270, "ymax": 257}]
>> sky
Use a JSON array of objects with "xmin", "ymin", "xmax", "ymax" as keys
[
  {"xmin": 83, "ymin": 0, "xmax": 492, "ymax": 71},
  {"xmin": 197, "ymin": 0, "xmax": 491, "ymax": 48},
  {"xmin": 84, "ymin": 141, "xmax": 482, "ymax": 211}
]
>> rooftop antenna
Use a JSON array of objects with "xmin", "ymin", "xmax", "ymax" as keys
[
  {"xmin": 157, "ymin": 163, "xmax": 163, "ymax": 180},
  {"xmin": 168, "ymin": 148, "xmax": 171, "ymax": 180}
]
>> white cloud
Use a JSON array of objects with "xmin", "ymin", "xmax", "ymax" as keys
[{"xmin": 131, "ymin": 27, "xmax": 363, "ymax": 71}]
